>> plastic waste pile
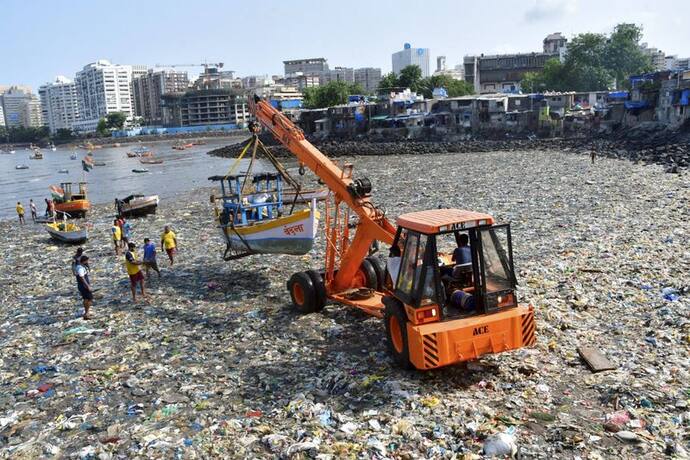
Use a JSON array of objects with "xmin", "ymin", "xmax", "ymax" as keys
[{"xmin": 0, "ymin": 149, "xmax": 688, "ymax": 458}]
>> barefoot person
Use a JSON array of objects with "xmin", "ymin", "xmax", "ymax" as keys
[
  {"xmin": 111, "ymin": 220, "xmax": 122, "ymax": 255},
  {"xmin": 124, "ymin": 242, "xmax": 146, "ymax": 302},
  {"xmin": 142, "ymin": 238, "xmax": 161, "ymax": 279},
  {"xmin": 16, "ymin": 202, "xmax": 25, "ymax": 224},
  {"xmin": 29, "ymin": 199, "xmax": 37, "ymax": 223},
  {"xmin": 161, "ymin": 225, "xmax": 178, "ymax": 266},
  {"xmin": 75, "ymin": 255, "xmax": 94, "ymax": 319}
]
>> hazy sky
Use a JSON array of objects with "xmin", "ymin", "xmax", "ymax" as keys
[{"xmin": 3, "ymin": 0, "xmax": 689, "ymax": 91}]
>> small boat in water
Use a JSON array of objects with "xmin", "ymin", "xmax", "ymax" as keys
[
  {"xmin": 139, "ymin": 157, "xmax": 163, "ymax": 165},
  {"xmin": 49, "ymin": 142, "xmax": 57, "ymax": 151},
  {"xmin": 192, "ymin": 139, "xmax": 207, "ymax": 145},
  {"xmin": 116, "ymin": 194, "xmax": 159, "ymax": 217},
  {"xmin": 30, "ymin": 150, "xmax": 43, "ymax": 160},
  {"xmin": 15, "ymin": 164, "xmax": 29, "ymax": 170},
  {"xmin": 45, "ymin": 221, "xmax": 88, "ymax": 244},
  {"xmin": 93, "ymin": 161, "xmax": 106, "ymax": 166},
  {"xmin": 58, "ymin": 168, "xmax": 69, "ymax": 174},
  {"xmin": 70, "ymin": 153, "xmax": 77, "ymax": 160},
  {"xmin": 132, "ymin": 168, "xmax": 149, "ymax": 173}
]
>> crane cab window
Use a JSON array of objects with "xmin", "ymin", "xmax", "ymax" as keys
[
  {"xmin": 477, "ymin": 225, "xmax": 517, "ymax": 310},
  {"xmin": 394, "ymin": 230, "xmax": 441, "ymax": 307}
]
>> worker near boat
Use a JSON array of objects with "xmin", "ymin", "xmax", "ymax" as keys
[
  {"xmin": 161, "ymin": 226, "xmax": 177, "ymax": 266},
  {"xmin": 124, "ymin": 242, "xmax": 147, "ymax": 302}
]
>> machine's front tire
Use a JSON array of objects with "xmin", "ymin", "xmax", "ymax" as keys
[
  {"xmin": 356, "ymin": 259, "xmax": 378, "ymax": 290},
  {"xmin": 287, "ymin": 272, "xmax": 317, "ymax": 313},
  {"xmin": 365, "ymin": 256, "xmax": 385, "ymax": 291},
  {"xmin": 383, "ymin": 297, "xmax": 413, "ymax": 369},
  {"xmin": 306, "ymin": 269, "xmax": 326, "ymax": 312}
]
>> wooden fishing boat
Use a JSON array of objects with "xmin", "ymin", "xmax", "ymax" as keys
[
  {"xmin": 51, "ymin": 182, "xmax": 91, "ymax": 218},
  {"xmin": 15, "ymin": 164, "xmax": 29, "ymax": 170},
  {"xmin": 70, "ymin": 153, "xmax": 78, "ymax": 160},
  {"xmin": 116, "ymin": 194, "xmax": 159, "ymax": 217},
  {"xmin": 29, "ymin": 150, "xmax": 43, "ymax": 160},
  {"xmin": 132, "ymin": 168, "xmax": 149, "ymax": 173},
  {"xmin": 192, "ymin": 139, "xmax": 207, "ymax": 145},
  {"xmin": 210, "ymin": 173, "xmax": 319, "ymax": 260},
  {"xmin": 126, "ymin": 152, "xmax": 138, "ymax": 158},
  {"xmin": 58, "ymin": 168, "xmax": 69, "ymax": 174},
  {"xmin": 45, "ymin": 221, "xmax": 88, "ymax": 244}
]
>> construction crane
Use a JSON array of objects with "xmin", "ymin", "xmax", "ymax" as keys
[{"xmin": 248, "ymin": 95, "xmax": 536, "ymax": 370}]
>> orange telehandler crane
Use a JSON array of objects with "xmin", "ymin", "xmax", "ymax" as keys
[{"xmin": 249, "ymin": 96, "xmax": 535, "ymax": 370}]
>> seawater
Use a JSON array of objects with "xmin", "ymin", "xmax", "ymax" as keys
[{"xmin": 0, "ymin": 137, "xmax": 258, "ymax": 219}]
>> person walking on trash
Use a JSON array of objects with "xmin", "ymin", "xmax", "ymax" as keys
[
  {"xmin": 161, "ymin": 225, "xmax": 178, "ymax": 266},
  {"xmin": 74, "ymin": 255, "xmax": 94, "ymax": 320},
  {"xmin": 142, "ymin": 238, "xmax": 161, "ymax": 279},
  {"xmin": 16, "ymin": 202, "xmax": 25, "ymax": 224},
  {"xmin": 111, "ymin": 220, "xmax": 122, "ymax": 255},
  {"xmin": 124, "ymin": 242, "xmax": 147, "ymax": 302}
]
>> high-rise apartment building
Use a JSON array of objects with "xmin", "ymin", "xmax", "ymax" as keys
[
  {"xmin": 0, "ymin": 105, "xmax": 4, "ymax": 127},
  {"xmin": 73, "ymin": 60, "xmax": 134, "ymax": 132},
  {"xmin": 392, "ymin": 43, "xmax": 430, "ymax": 77},
  {"xmin": 39, "ymin": 76, "xmax": 80, "ymax": 133},
  {"xmin": 640, "ymin": 43, "xmax": 666, "ymax": 71},
  {"xmin": 132, "ymin": 69, "xmax": 189, "ymax": 125},
  {"xmin": 0, "ymin": 87, "xmax": 43, "ymax": 128},
  {"xmin": 354, "ymin": 67, "xmax": 382, "ymax": 92},
  {"xmin": 283, "ymin": 58, "xmax": 328, "ymax": 76},
  {"xmin": 320, "ymin": 67, "xmax": 355, "ymax": 85}
]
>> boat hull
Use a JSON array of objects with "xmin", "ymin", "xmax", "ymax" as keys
[
  {"xmin": 45, "ymin": 226, "xmax": 88, "ymax": 244},
  {"xmin": 55, "ymin": 199, "xmax": 90, "ymax": 218},
  {"xmin": 119, "ymin": 197, "xmax": 159, "ymax": 217},
  {"xmin": 220, "ymin": 208, "xmax": 319, "ymax": 256}
]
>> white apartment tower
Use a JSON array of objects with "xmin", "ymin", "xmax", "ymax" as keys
[
  {"xmin": 0, "ymin": 86, "xmax": 43, "ymax": 128},
  {"xmin": 392, "ymin": 43, "xmax": 430, "ymax": 77},
  {"xmin": 73, "ymin": 60, "xmax": 134, "ymax": 132},
  {"xmin": 39, "ymin": 76, "xmax": 80, "ymax": 133}
]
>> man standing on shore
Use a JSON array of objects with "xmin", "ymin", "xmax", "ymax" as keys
[
  {"xmin": 111, "ymin": 220, "xmax": 122, "ymax": 255},
  {"xmin": 16, "ymin": 202, "xmax": 25, "ymax": 224},
  {"xmin": 29, "ymin": 199, "xmax": 37, "ymax": 223},
  {"xmin": 143, "ymin": 238, "xmax": 161, "ymax": 279},
  {"xmin": 124, "ymin": 242, "xmax": 147, "ymax": 302},
  {"xmin": 161, "ymin": 225, "xmax": 178, "ymax": 266},
  {"xmin": 75, "ymin": 255, "xmax": 94, "ymax": 320}
]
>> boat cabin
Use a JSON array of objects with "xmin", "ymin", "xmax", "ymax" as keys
[
  {"xmin": 209, "ymin": 173, "xmax": 284, "ymax": 227},
  {"xmin": 60, "ymin": 182, "xmax": 88, "ymax": 202},
  {"xmin": 387, "ymin": 209, "xmax": 518, "ymax": 320}
]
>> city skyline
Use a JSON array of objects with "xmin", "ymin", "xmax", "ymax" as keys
[{"xmin": 3, "ymin": 0, "xmax": 690, "ymax": 92}]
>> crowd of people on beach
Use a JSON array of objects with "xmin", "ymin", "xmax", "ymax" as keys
[
  {"xmin": 16, "ymin": 197, "xmax": 180, "ymax": 320},
  {"xmin": 71, "ymin": 219, "xmax": 179, "ymax": 319}
]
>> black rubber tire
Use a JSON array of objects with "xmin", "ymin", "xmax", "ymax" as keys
[
  {"xmin": 306, "ymin": 269, "xmax": 326, "ymax": 312},
  {"xmin": 287, "ymin": 272, "xmax": 317, "ymax": 313},
  {"xmin": 359, "ymin": 259, "xmax": 378, "ymax": 290},
  {"xmin": 365, "ymin": 256, "xmax": 385, "ymax": 291},
  {"xmin": 383, "ymin": 296, "xmax": 413, "ymax": 369}
]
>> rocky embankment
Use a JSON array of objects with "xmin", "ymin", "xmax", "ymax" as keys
[{"xmin": 210, "ymin": 133, "xmax": 690, "ymax": 173}]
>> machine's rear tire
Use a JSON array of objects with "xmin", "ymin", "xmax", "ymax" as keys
[
  {"xmin": 365, "ymin": 256, "xmax": 385, "ymax": 291},
  {"xmin": 383, "ymin": 297, "xmax": 413, "ymax": 369},
  {"xmin": 356, "ymin": 259, "xmax": 378, "ymax": 290},
  {"xmin": 306, "ymin": 270, "xmax": 326, "ymax": 312},
  {"xmin": 287, "ymin": 272, "xmax": 317, "ymax": 313}
]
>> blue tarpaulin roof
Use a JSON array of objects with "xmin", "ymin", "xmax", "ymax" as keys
[
  {"xmin": 624, "ymin": 100, "xmax": 650, "ymax": 110},
  {"xmin": 608, "ymin": 91, "xmax": 629, "ymax": 99}
]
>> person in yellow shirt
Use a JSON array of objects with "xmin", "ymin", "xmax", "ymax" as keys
[
  {"xmin": 161, "ymin": 225, "xmax": 178, "ymax": 266},
  {"xmin": 16, "ymin": 202, "xmax": 25, "ymax": 225},
  {"xmin": 124, "ymin": 242, "xmax": 146, "ymax": 302},
  {"xmin": 111, "ymin": 219, "xmax": 122, "ymax": 255}
]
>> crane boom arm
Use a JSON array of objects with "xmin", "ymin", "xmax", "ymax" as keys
[{"xmin": 249, "ymin": 97, "xmax": 396, "ymax": 291}]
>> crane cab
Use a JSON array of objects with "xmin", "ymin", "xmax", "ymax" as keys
[{"xmin": 383, "ymin": 209, "xmax": 535, "ymax": 370}]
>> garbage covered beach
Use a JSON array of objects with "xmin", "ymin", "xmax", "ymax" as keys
[{"xmin": 0, "ymin": 148, "xmax": 688, "ymax": 458}]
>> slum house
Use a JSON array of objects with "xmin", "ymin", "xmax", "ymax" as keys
[
  {"xmin": 475, "ymin": 94, "xmax": 508, "ymax": 133},
  {"xmin": 657, "ymin": 70, "xmax": 690, "ymax": 126},
  {"xmin": 297, "ymin": 108, "xmax": 329, "ymax": 136},
  {"xmin": 623, "ymin": 72, "xmax": 670, "ymax": 127},
  {"xmin": 601, "ymin": 91, "xmax": 629, "ymax": 128},
  {"xmin": 504, "ymin": 94, "xmax": 536, "ymax": 134}
]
